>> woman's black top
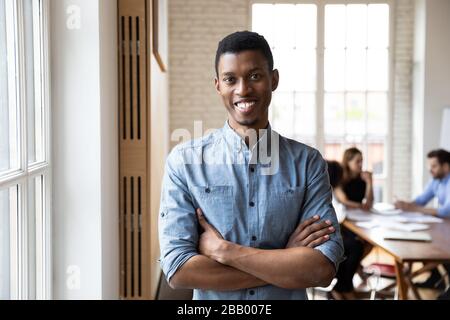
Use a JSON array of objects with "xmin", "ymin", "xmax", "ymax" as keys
[{"xmin": 342, "ymin": 176, "xmax": 366, "ymax": 203}]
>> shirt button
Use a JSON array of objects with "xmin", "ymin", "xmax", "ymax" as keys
[
  {"xmin": 205, "ymin": 188, "xmax": 210, "ymax": 193},
  {"xmin": 251, "ymin": 235, "xmax": 257, "ymax": 241},
  {"xmin": 249, "ymin": 201, "xmax": 255, "ymax": 207},
  {"xmin": 249, "ymin": 290, "xmax": 255, "ymax": 295}
]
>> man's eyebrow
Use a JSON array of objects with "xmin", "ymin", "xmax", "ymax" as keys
[
  {"xmin": 221, "ymin": 72, "xmax": 235, "ymax": 77},
  {"xmin": 221, "ymin": 68, "xmax": 264, "ymax": 77},
  {"xmin": 248, "ymin": 67, "xmax": 263, "ymax": 72}
]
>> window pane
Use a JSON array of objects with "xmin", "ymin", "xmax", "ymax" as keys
[
  {"xmin": 367, "ymin": 93, "xmax": 388, "ymax": 136},
  {"xmin": 367, "ymin": 142, "xmax": 385, "ymax": 175},
  {"xmin": 294, "ymin": 93, "xmax": 315, "ymax": 139},
  {"xmin": 271, "ymin": 92, "xmax": 294, "ymax": 138},
  {"xmin": 325, "ymin": 5, "xmax": 345, "ymax": 48},
  {"xmin": 0, "ymin": 0, "xmax": 19, "ymax": 175},
  {"xmin": 346, "ymin": 93, "xmax": 366, "ymax": 136},
  {"xmin": 346, "ymin": 49, "xmax": 366, "ymax": 91},
  {"xmin": 324, "ymin": 49, "xmax": 345, "ymax": 91},
  {"xmin": 373, "ymin": 178, "xmax": 385, "ymax": 202},
  {"xmin": 368, "ymin": 4, "xmax": 389, "ymax": 49},
  {"xmin": 296, "ymin": 50, "xmax": 316, "ymax": 91},
  {"xmin": 367, "ymin": 49, "xmax": 388, "ymax": 91},
  {"xmin": 25, "ymin": 0, "xmax": 44, "ymax": 165},
  {"xmin": 28, "ymin": 175, "xmax": 44, "ymax": 299},
  {"xmin": 273, "ymin": 4, "xmax": 296, "ymax": 49},
  {"xmin": 0, "ymin": 188, "xmax": 10, "ymax": 299},
  {"xmin": 346, "ymin": 4, "xmax": 367, "ymax": 48},
  {"xmin": 0, "ymin": 185, "xmax": 18, "ymax": 300},
  {"xmin": 252, "ymin": 4, "xmax": 275, "ymax": 48},
  {"xmin": 324, "ymin": 93, "xmax": 345, "ymax": 136},
  {"xmin": 324, "ymin": 143, "xmax": 345, "ymax": 162},
  {"xmin": 294, "ymin": 5, "xmax": 317, "ymax": 49},
  {"xmin": 274, "ymin": 49, "xmax": 298, "ymax": 92}
]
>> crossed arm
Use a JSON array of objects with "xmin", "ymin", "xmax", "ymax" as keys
[{"xmin": 169, "ymin": 211, "xmax": 336, "ymax": 291}]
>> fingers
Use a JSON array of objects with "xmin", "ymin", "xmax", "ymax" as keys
[
  {"xmin": 297, "ymin": 219, "xmax": 332, "ymax": 242},
  {"xmin": 196, "ymin": 208, "xmax": 211, "ymax": 230},
  {"xmin": 307, "ymin": 234, "xmax": 330, "ymax": 248},
  {"xmin": 302, "ymin": 225, "xmax": 335, "ymax": 247},
  {"xmin": 196, "ymin": 208, "xmax": 225, "ymax": 239},
  {"xmin": 291, "ymin": 215, "xmax": 320, "ymax": 239}
]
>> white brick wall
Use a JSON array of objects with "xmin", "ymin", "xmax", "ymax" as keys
[
  {"xmin": 169, "ymin": 0, "xmax": 249, "ymax": 148},
  {"xmin": 392, "ymin": 0, "xmax": 414, "ymax": 199},
  {"xmin": 169, "ymin": 0, "xmax": 415, "ymax": 199}
]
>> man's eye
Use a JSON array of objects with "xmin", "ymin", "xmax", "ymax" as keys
[
  {"xmin": 223, "ymin": 77, "xmax": 235, "ymax": 83},
  {"xmin": 250, "ymin": 73, "xmax": 261, "ymax": 80}
]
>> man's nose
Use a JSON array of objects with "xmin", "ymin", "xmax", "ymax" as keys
[{"xmin": 236, "ymin": 79, "xmax": 252, "ymax": 96}]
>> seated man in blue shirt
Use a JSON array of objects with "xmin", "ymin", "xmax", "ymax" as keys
[
  {"xmin": 158, "ymin": 31, "xmax": 344, "ymax": 300},
  {"xmin": 395, "ymin": 149, "xmax": 450, "ymax": 292},
  {"xmin": 395, "ymin": 149, "xmax": 450, "ymax": 218}
]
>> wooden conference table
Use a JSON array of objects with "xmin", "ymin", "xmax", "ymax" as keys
[{"xmin": 343, "ymin": 213, "xmax": 450, "ymax": 300}]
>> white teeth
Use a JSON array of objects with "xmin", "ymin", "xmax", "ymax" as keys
[{"xmin": 236, "ymin": 101, "xmax": 255, "ymax": 111}]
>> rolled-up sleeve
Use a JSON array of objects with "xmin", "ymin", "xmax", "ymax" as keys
[
  {"xmin": 159, "ymin": 147, "xmax": 199, "ymax": 282},
  {"xmin": 301, "ymin": 150, "xmax": 345, "ymax": 271}
]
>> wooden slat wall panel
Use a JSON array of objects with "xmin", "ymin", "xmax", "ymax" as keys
[{"xmin": 118, "ymin": 0, "xmax": 149, "ymax": 299}]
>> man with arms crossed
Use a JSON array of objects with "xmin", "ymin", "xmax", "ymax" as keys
[{"xmin": 159, "ymin": 31, "xmax": 344, "ymax": 300}]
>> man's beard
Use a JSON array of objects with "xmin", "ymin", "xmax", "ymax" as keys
[{"xmin": 432, "ymin": 172, "xmax": 444, "ymax": 179}]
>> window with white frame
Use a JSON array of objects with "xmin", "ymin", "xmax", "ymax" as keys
[
  {"xmin": 252, "ymin": 1, "xmax": 391, "ymax": 202},
  {"xmin": 0, "ymin": 0, "xmax": 50, "ymax": 300}
]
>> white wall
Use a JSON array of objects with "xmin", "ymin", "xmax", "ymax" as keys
[
  {"xmin": 392, "ymin": 0, "xmax": 415, "ymax": 200},
  {"xmin": 412, "ymin": 0, "xmax": 450, "ymax": 195},
  {"xmin": 51, "ymin": 0, "xmax": 118, "ymax": 299},
  {"xmin": 169, "ymin": 0, "xmax": 249, "ymax": 148}
]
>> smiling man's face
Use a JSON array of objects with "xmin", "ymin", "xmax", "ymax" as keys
[{"xmin": 214, "ymin": 50, "xmax": 279, "ymax": 132}]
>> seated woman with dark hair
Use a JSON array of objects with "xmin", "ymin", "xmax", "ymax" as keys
[
  {"xmin": 335, "ymin": 147, "xmax": 374, "ymax": 211},
  {"xmin": 330, "ymin": 148, "xmax": 374, "ymax": 299}
]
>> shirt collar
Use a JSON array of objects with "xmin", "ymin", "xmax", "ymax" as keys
[{"xmin": 221, "ymin": 120, "xmax": 274, "ymax": 161}]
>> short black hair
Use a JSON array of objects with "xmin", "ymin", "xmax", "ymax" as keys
[
  {"xmin": 326, "ymin": 160, "xmax": 343, "ymax": 188},
  {"xmin": 427, "ymin": 149, "xmax": 450, "ymax": 165},
  {"xmin": 215, "ymin": 31, "xmax": 274, "ymax": 77}
]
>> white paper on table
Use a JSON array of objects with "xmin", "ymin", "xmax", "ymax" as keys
[
  {"xmin": 372, "ymin": 203, "xmax": 402, "ymax": 215},
  {"xmin": 346, "ymin": 209, "xmax": 373, "ymax": 221},
  {"xmin": 383, "ymin": 230, "xmax": 432, "ymax": 242},
  {"xmin": 395, "ymin": 212, "xmax": 443, "ymax": 224},
  {"xmin": 355, "ymin": 221, "xmax": 379, "ymax": 229},
  {"xmin": 372, "ymin": 208, "xmax": 403, "ymax": 215},
  {"xmin": 378, "ymin": 220, "xmax": 430, "ymax": 232}
]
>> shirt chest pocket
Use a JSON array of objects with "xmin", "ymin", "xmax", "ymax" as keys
[
  {"xmin": 190, "ymin": 185, "xmax": 235, "ymax": 237},
  {"xmin": 261, "ymin": 186, "xmax": 305, "ymax": 245}
]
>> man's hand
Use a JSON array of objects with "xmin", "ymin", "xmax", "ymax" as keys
[
  {"xmin": 286, "ymin": 215, "xmax": 335, "ymax": 249},
  {"xmin": 197, "ymin": 208, "xmax": 228, "ymax": 263},
  {"xmin": 395, "ymin": 200, "xmax": 417, "ymax": 211}
]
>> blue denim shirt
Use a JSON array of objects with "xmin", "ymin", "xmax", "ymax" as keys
[{"xmin": 159, "ymin": 121, "xmax": 344, "ymax": 300}]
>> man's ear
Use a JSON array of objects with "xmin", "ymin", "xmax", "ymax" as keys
[
  {"xmin": 271, "ymin": 69, "xmax": 279, "ymax": 92},
  {"xmin": 214, "ymin": 77, "xmax": 221, "ymax": 94}
]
